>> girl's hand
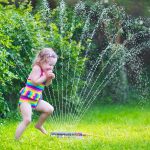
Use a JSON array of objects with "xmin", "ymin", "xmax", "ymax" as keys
[
  {"xmin": 45, "ymin": 70, "xmax": 55, "ymax": 79},
  {"xmin": 45, "ymin": 72, "xmax": 55, "ymax": 86},
  {"xmin": 48, "ymin": 72, "xmax": 55, "ymax": 79}
]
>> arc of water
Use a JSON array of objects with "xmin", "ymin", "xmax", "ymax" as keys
[
  {"xmin": 70, "ymin": 44, "xmax": 120, "ymax": 123},
  {"xmin": 73, "ymin": 41, "xmax": 150, "ymax": 127},
  {"xmin": 64, "ymin": 0, "xmax": 90, "ymax": 125},
  {"xmin": 68, "ymin": 7, "xmax": 108, "ymax": 125},
  {"xmin": 74, "ymin": 61, "xmax": 126, "ymax": 127},
  {"xmin": 76, "ymin": 14, "xmax": 143, "ymax": 103},
  {"xmin": 48, "ymin": 25, "xmax": 61, "ymax": 126},
  {"xmin": 65, "ymin": 1, "xmax": 91, "ymax": 125},
  {"xmin": 72, "ymin": 34, "xmax": 149, "ymax": 124},
  {"xmin": 67, "ymin": 12, "xmax": 91, "ymax": 124},
  {"xmin": 42, "ymin": 14, "xmax": 59, "ymax": 124},
  {"xmin": 78, "ymin": 27, "xmax": 125, "ymax": 100},
  {"xmin": 56, "ymin": 0, "xmax": 67, "ymax": 127},
  {"xmin": 65, "ymin": 4, "xmax": 80, "ymax": 124},
  {"xmin": 70, "ymin": 30, "xmax": 150, "ymax": 123},
  {"xmin": 45, "ymin": 68, "xmax": 60, "ymax": 127},
  {"xmin": 74, "ymin": 10, "xmax": 129, "ymax": 101},
  {"xmin": 42, "ymin": 10, "xmax": 59, "ymax": 124},
  {"xmin": 50, "ymin": 69, "xmax": 61, "ymax": 126},
  {"xmin": 39, "ymin": 0, "xmax": 50, "ymax": 22},
  {"xmin": 72, "ymin": 31, "xmax": 149, "ymax": 123},
  {"xmin": 77, "ymin": 43, "xmax": 150, "ymax": 126},
  {"xmin": 69, "ymin": 7, "xmax": 93, "ymax": 98},
  {"xmin": 67, "ymin": 15, "xmax": 121, "ymax": 124},
  {"xmin": 48, "ymin": 8, "xmax": 68, "ymax": 126}
]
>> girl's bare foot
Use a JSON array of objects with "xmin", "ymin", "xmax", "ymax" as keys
[{"xmin": 35, "ymin": 125, "xmax": 48, "ymax": 134}]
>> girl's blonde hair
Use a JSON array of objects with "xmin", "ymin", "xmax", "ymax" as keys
[{"xmin": 32, "ymin": 48, "xmax": 58, "ymax": 66}]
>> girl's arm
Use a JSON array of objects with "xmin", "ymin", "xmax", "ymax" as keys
[
  {"xmin": 30, "ymin": 65, "xmax": 47, "ymax": 85},
  {"xmin": 45, "ymin": 78, "xmax": 52, "ymax": 86}
]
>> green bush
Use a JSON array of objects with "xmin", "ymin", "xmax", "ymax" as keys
[
  {"xmin": 0, "ymin": 3, "xmax": 89, "ymax": 113},
  {"xmin": 0, "ymin": 4, "xmax": 44, "ymax": 111},
  {"xmin": 0, "ymin": 90, "xmax": 9, "ymax": 117}
]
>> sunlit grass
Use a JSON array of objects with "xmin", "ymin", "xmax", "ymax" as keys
[{"xmin": 0, "ymin": 104, "xmax": 150, "ymax": 150}]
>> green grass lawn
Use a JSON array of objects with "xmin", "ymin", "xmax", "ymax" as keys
[{"xmin": 0, "ymin": 104, "xmax": 150, "ymax": 150}]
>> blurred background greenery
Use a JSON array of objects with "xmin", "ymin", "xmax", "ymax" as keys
[{"xmin": 0, "ymin": 0, "xmax": 150, "ymax": 118}]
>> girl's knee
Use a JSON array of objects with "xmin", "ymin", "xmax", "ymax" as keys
[
  {"xmin": 23, "ymin": 118, "xmax": 32, "ymax": 126},
  {"xmin": 46, "ymin": 105, "xmax": 54, "ymax": 114},
  {"xmin": 50, "ymin": 106, "xmax": 54, "ymax": 112}
]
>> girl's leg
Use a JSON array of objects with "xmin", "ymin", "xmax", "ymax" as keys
[
  {"xmin": 15, "ymin": 102, "xmax": 32, "ymax": 139},
  {"xmin": 35, "ymin": 100, "xmax": 54, "ymax": 134}
]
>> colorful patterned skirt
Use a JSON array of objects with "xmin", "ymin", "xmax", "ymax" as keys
[
  {"xmin": 18, "ymin": 79, "xmax": 45, "ymax": 109},
  {"xmin": 19, "ymin": 95, "xmax": 42, "ymax": 109}
]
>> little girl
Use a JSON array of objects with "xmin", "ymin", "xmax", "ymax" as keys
[{"xmin": 15, "ymin": 48, "xmax": 58, "ymax": 140}]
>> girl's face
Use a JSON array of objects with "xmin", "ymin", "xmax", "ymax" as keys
[
  {"xmin": 41, "ymin": 53, "xmax": 57, "ymax": 71},
  {"xmin": 42, "ymin": 62, "xmax": 54, "ymax": 71}
]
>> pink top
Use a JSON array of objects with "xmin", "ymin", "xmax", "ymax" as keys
[{"xmin": 28, "ymin": 66, "xmax": 44, "ymax": 80}]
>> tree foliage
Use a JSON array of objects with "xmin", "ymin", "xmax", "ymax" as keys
[{"xmin": 0, "ymin": 2, "xmax": 87, "ymax": 115}]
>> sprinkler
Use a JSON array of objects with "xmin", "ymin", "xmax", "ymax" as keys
[{"xmin": 50, "ymin": 132, "xmax": 88, "ymax": 138}]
